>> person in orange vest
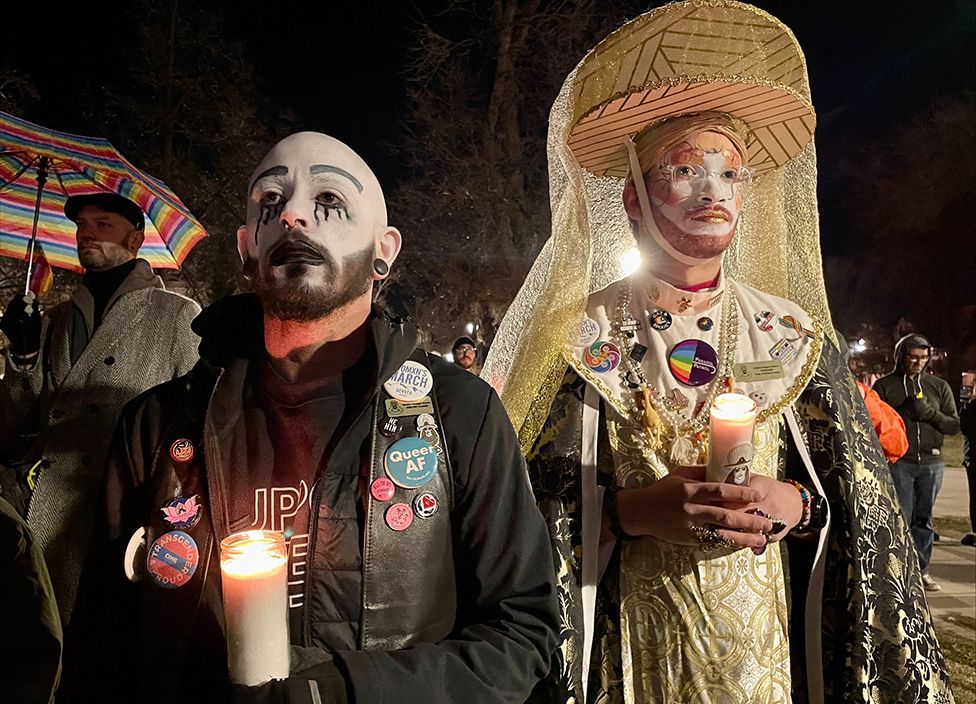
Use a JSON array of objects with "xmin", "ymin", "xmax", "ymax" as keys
[
  {"xmin": 856, "ymin": 381, "xmax": 909, "ymax": 463},
  {"xmin": 838, "ymin": 334, "xmax": 909, "ymax": 464}
]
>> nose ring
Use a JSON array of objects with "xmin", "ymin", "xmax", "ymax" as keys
[{"xmin": 282, "ymin": 221, "xmax": 292, "ymax": 232}]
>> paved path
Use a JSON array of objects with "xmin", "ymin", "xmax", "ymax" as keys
[{"xmin": 928, "ymin": 465, "xmax": 975, "ymax": 641}]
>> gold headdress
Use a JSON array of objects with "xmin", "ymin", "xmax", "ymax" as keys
[{"xmin": 483, "ymin": 0, "xmax": 833, "ymax": 451}]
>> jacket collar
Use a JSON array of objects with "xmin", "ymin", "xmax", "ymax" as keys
[{"xmin": 71, "ymin": 258, "xmax": 162, "ymax": 336}]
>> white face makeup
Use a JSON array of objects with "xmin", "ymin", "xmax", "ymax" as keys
[
  {"xmin": 645, "ymin": 130, "xmax": 746, "ymax": 261},
  {"xmin": 239, "ymin": 132, "xmax": 388, "ymax": 321}
]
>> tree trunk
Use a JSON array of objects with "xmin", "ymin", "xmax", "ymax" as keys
[{"xmin": 161, "ymin": 0, "xmax": 178, "ymax": 182}]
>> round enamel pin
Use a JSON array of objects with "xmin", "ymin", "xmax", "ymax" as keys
[
  {"xmin": 385, "ymin": 503, "xmax": 414, "ymax": 531},
  {"xmin": 147, "ymin": 531, "xmax": 199, "ymax": 589},
  {"xmin": 570, "ymin": 316, "xmax": 600, "ymax": 347},
  {"xmin": 385, "ymin": 437, "xmax": 438, "ymax": 489},
  {"xmin": 412, "ymin": 492, "xmax": 438, "ymax": 519},
  {"xmin": 668, "ymin": 339, "xmax": 719, "ymax": 387},
  {"xmin": 649, "ymin": 310, "xmax": 672, "ymax": 331},
  {"xmin": 384, "ymin": 361, "xmax": 434, "ymax": 401},
  {"xmin": 379, "ymin": 416, "xmax": 401, "ymax": 437},
  {"xmin": 370, "ymin": 477, "xmax": 396, "ymax": 502},
  {"xmin": 583, "ymin": 341, "xmax": 621, "ymax": 374},
  {"xmin": 169, "ymin": 439, "xmax": 194, "ymax": 463}
]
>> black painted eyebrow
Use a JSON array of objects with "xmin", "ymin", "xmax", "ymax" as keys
[
  {"xmin": 249, "ymin": 165, "xmax": 288, "ymax": 193},
  {"xmin": 310, "ymin": 164, "xmax": 363, "ymax": 193}
]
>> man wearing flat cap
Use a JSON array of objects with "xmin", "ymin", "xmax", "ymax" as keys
[{"xmin": 0, "ymin": 192, "xmax": 200, "ymax": 625}]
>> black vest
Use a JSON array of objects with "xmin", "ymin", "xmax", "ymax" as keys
[{"xmin": 134, "ymin": 350, "xmax": 457, "ymax": 699}]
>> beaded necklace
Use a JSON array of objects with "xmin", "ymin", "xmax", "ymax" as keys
[{"xmin": 611, "ymin": 279, "xmax": 740, "ymax": 465}]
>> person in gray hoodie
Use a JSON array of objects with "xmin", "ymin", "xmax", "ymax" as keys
[{"xmin": 874, "ymin": 333, "xmax": 960, "ymax": 590}]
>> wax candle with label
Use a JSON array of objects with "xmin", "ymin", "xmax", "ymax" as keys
[
  {"xmin": 220, "ymin": 530, "xmax": 290, "ymax": 686},
  {"xmin": 707, "ymin": 393, "xmax": 757, "ymax": 485}
]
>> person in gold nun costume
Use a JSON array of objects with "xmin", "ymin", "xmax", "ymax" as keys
[{"xmin": 482, "ymin": 1, "xmax": 954, "ymax": 702}]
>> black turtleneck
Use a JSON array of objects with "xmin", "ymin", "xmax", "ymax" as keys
[{"xmin": 83, "ymin": 259, "xmax": 138, "ymax": 330}]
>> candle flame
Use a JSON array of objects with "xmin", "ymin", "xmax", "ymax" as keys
[
  {"xmin": 221, "ymin": 530, "xmax": 287, "ymax": 578},
  {"xmin": 710, "ymin": 392, "xmax": 756, "ymax": 421}
]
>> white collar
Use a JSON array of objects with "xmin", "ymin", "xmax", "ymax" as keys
[{"xmin": 634, "ymin": 269, "xmax": 725, "ymax": 316}]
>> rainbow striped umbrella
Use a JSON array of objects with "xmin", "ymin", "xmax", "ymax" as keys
[{"xmin": 0, "ymin": 110, "xmax": 207, "ymax": 273}]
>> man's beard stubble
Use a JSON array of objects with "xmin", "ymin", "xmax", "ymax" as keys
[
  {"xmin": 245, "ymin": 244, "xmax": 374, "ymax": 322},
  {"xmin": 79, "ymin": 241, "xmax": 136, "ymax": 271}
]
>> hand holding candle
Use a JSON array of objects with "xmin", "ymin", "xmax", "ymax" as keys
[
  {"xmin": 707, "ymin": 393, "xmax": 757, "ymax": 485},
  {"xmin": 220, "ymin": 530, "xmax": 290, "ymax": 686}
]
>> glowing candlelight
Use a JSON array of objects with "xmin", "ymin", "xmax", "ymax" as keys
[
  {"xmin": 707, "ymin": 393, "xmax": 757, "ymax": 485},
  {"xmin": 220, "ymin": 530, "xmax": 290, "ymax": 686}
]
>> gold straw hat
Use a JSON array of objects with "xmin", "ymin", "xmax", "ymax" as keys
[{"xmin": 567, "ymin": 0, "xmax": 815, "ymax": 177}]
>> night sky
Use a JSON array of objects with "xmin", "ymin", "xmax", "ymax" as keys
[{"xmin": 6, "ymin": 0, "xmax": 974, "ymax": 257}]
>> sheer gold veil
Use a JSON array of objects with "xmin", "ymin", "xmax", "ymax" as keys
[{"xmin": 482, "ymin": 0, "xmax": 834, "ymax": 452}]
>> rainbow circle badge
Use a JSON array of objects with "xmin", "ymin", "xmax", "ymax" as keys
[
  {"xmin": 583, "ymin": 341, "xmax": 621, "ymax": 374},
  {"xmin": 668, "ymin": 339, "xmax": 719, "ymax": 387}
]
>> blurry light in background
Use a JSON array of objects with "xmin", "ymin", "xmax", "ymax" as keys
[
  {"xmin": 620, "ymin": 246, "xmax": 641, "ymax": 276},
  {"xmin": 465, "ymin": 322, "xmax": 475, "ymax": 335},
  {"xmin": 851, "ymin": 338, "xmax": 867, "ymax": 354}
]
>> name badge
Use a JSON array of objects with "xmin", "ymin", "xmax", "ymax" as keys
[
  {"xmin": 385, "ymin": 397, "xmax": 435, "ymax": 417},
  {"xmin": 732, "ymin": 361, "xmax": 785, "ymax": 382}
]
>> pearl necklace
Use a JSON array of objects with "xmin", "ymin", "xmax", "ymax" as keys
[{"xmin": 611, "ymin": 279, "xmax": 740, "ymax": 465}]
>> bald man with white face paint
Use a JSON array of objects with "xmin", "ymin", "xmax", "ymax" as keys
[
  {"xmin": 73, "ymin": 132, "xmax": 558, "ymax": 704},
  {"xmin": 239, "ymin": 133, "xmax": 399, "ymax": 330}
]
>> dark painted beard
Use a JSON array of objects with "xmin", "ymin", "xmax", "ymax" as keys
[{"xmin": 246, "ymin": 247, "xmax": 373, "ymax": 322}]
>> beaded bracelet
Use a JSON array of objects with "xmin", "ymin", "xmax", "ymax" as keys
[
  {"xmin": 603, "ymin": 485, "xmax": 637, "ymax": 541},
  {"xmin": 782, "ymin": 479, "xmax": 812, "ymax": 532}
]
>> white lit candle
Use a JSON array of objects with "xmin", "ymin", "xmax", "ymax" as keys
[
  {"xmin": 707, "ymin": 393, "xmax": 758, "ymax": 485},
  {"xmin": 220, "ymin": 530, "xmax": 290, "ymax": 686}
]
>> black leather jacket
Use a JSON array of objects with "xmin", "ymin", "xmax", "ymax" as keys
[{"xmin": 67, "ymin": 295, "xmax": 558, "ymax": 704}]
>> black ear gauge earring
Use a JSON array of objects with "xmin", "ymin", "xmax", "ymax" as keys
[{"xmin": 373, "ymin": 259, "xmax": 390, "ymax": 277}]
